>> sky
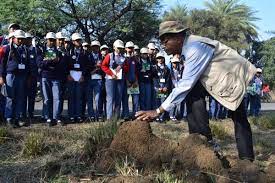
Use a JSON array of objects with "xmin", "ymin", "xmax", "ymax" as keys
[{"xmin": 161, "ymin": 0, "xmax": 275, "ymax": 41}]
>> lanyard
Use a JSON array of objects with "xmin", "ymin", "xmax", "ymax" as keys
[
  {"xmin": 74, "ymin": 49, "xmax": 81, "ymax": 63},
  {"xmin": 15, "ymin": 46, "xmax": 24, "ymax": 64}
]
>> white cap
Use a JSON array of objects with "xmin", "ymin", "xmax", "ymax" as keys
[
  {"xmin": 82, "ymin": 42, "xmax": 89, "ymax": 47},
  {"xmin": 46, "ymin": 32, "xmax": 56, "ymax": 39},
  {"xmin": 147, "ymin": 42, "xmax": 155, "ymax": 49},
  {"xmin": 91, "ymin": 40, "xmax": 101, "ymax": 47},
  {"xmin": 64, "ymin": 37, "xmax": 70, "ymax": 42},
  {"xmin": 8, "ymin": 23, "xmax": 20, "ymax": 30},
  {"xmin": 71, "ymin": 33, "xmax": 82, "ymax": 41},
  {"xmin": 125, "ymin": 41, "xmax": 135, "ymax": 48},
  {"xmin": 113, "ymin": 39, "xmax": 124, "ymax": 48},
  {"xmin": 156, "ymin": 52, "xmax": 165, "ymax": 58},
  {"xmin": 140, "ymin": 48, "xmax": 149, "ymax": 54},
  {"xmin": 100, "ymin": 44, "xmax": 109, "ymax": 50},
  {"xmin": 171, "ymin": 56, "xmax": 180, "ymax": 63},
  {"xmin": 56, "ymin": 32, "xmax": 65, "ymax": 39},
  {"xmin": 13, "ymin": 30, "xmax": 26, "ymax": 38},
  {"xmin": 8, "ymin": 32, "xmax": 14, "ymax": 39},
  {"xmin": 256, "ymin": 68, "xmax": 262, "ymax": 73},
  {"xmin": 134, "ymin": 45, "xmax": 140, "ymax": 50},
  {"xmin": 25, "ymin": 32, "xmax": 33, "ymax": 38}
]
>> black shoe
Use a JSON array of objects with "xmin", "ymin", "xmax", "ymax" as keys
[
  {"xmin": 13, "ymin": 119, "xmax": 20, "ymax": 128},
  {"xmin": 46, "ymin": 119, "xmax": 55, "ymax": 127},
  {"xmin": 98, "ymin": 116, "xmax": 104, "ymax": 122},
  {"xmin": 77, "ymin": 117, "xmax": 84, "ymax": 123},
  {"xmin": 87, "ymin": 117, "xmax": 95, "ymax": 123},
  {"xmin": 124, "ymin": 117, "xmax": 130, "ymax": 122},
  {"xmin": 57, "ymin": 119, "xmax": 65, "ymax": 126},
  {"xmin": 69, "ymin": 118, "xmax": 75, "ymax": 123}
]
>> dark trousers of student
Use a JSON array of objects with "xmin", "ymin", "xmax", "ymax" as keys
[{"xmin": 185, "ymin": 82, "xmax": 254, "ymax": 160}]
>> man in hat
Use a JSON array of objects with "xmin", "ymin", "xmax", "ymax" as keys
[{"xmin": 136, "ymin": 21, "xmax": 257, "ymax": 161}]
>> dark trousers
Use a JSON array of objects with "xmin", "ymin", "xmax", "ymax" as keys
[{"xmin": 186, "ymin": 82, "xmax": 254, "ymax": 160}]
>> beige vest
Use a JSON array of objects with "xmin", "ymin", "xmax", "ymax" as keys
[{"xmin": 186, "ymin": 35, "xmax": 257, "ymax": 111}]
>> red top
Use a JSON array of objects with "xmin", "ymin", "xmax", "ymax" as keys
[{"xmin": 101, "ymin": 53, "xmax": 128, "ymax": 77}]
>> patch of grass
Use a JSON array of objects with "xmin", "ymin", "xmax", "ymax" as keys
[
  {"xmin": 256, "ymin": 115, "xmax": 275, "ymax": 130},
  {"xmin": 254, "ymin": 138, "xmax": 272, "ymax": 153},
  {"xmin": 21, "ymin": 132, "xmax": 46, "ymax": 158},
  {"xmin": 0, "ymin": 127, "xmax": 10, "ymax": 144},
  {"xmin": 49, "ymin": 176, "xmax": 68, "ymax": 183},
  {"xmin": 155, "ymin": 169, "xmax": 185, "ymax": 183},
  {"xmin": 210, "ymin": 123, "xmax": 228, "ymax": 140},
  {"xmin": 84, "ymin": 121, "xmax": 119, "ymax": 157},
  {"xmin": 115, "ymin": 156, "xmax": 141, "ymax": 176}
]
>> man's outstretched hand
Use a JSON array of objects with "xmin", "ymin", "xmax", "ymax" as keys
[{"xmin": 135, "ymin": 110, "xmax": 159, "ymax": 121}]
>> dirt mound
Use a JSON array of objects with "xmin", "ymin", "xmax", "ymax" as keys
[
  {"xmin": 96, "ymin": 121, "xmax": 174, "ymax": 172},
  {"xmin": 228, "ymin": 159, "xmax": 267, "ymax": 183},
  {"xmin": 266, "ymin": 162, "xmax": 275, "ymax": 182},
  {"xmin": 96, "ymin": 120, "xmax": 226, "ymax": 178}
]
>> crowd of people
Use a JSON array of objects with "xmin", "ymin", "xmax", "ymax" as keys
[
  {"xmin": 0, "ymin": 23, "xmax": 189, "ymax": 128},
  {"xmin": 0, "ymin": 23, "xmax": 268, "ymax": 129}
]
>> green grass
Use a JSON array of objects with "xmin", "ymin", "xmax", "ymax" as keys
[
  {"xmin": 210, "ymin": 123, "xmax": 228, "ymax": 140},
  {"xmin": 155, "ymin": 169, "xmax": 185, "ymax": 183},
  {"xmin": 250, "ymin": 114, "xmax": 275, "ymax": 130},
  {"xmin": 0, "ymin": 127, "xmax": 9, "ymax": 144},
  {"xmin": 21, "ymin": 132, "xmax": 46, "ymax": 158}
]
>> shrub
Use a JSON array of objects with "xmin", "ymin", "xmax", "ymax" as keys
[{"xmin": 22, "ymin": 132, "xmax": 45, "ymax": 158}]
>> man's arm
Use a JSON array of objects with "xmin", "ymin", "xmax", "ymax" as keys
[{"xmin": 160, "ymin": 42, "xmax": 215, "ymax": 112}]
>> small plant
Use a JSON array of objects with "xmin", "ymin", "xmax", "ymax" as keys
[
  {"xmin": 210, "ymin": 123, "xmax": 228, "ymax": 140},
  {"xmin": 155, "ymin": 169, "xmax": 185, "ymax": 183},
  {"xmin": 115, "ymin": 156, "xmax": 141, "ymax": 176},
  {"xmin": 0, "ymin": 127, "xmax": 9, "ymax": 144},
  {"xmin": 22, "ymin": 132, "xmax": 45, "ymax": 158}
]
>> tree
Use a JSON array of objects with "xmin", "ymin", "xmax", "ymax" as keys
[
  {"xmin": 257, "ymin": 38, "xmax": 275, "ymax": 88},
  {"xmin": 0, "ymin": 0, "xmax": 161, "ymax": 45},
  {"xmin": 163, "ymin": 3, "xmax": 189, "ymax": 25},
  {"xmin": 204, "ymin": 0, "xmax": 259, "ymax": 45}
]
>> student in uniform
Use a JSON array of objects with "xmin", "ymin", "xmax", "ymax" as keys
[
  {"xmin": 101, "ymin": 40, "xmax": 126, "ymax": 121},
  {"xmin": 153, "ymin": 52, "xmax": 171, "ymax": 122},
  {"xmin": 100, "ymin": 44, "xmax": 109, "ymax": 119},
  {"xmin": 169, "ymin": 55, "xmax": 186, "ymax": 122},
  {"xmin": 0, "ymin": 30, "xmax": 30, "ymax": 128},
  {"xmin": 24, "ymin": 32, "xmax": 40, "ymax": 122},
  {"xmin": 123, "ymin": 41, "xmax": 139, "ymax": 120},
  {"xmin": 67, "ymin": 33, "xmax": 89, "ymax": 123},
  {"xmin": 138, "ymin": 48, "xmax": 153, "ymax": 111},
  {"xmin": 38, "ymin": 32, "xmax": 69, "ymax": 126},
  {"xmin": 55, "ymin": 32, "xmax": 67, "ymax": 120},
  {"xmin": 87, "ymin": 40, "xmax": 105, "ymax": 122}
]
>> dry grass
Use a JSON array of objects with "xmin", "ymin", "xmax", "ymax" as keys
[{"xmin": 0, "ymin": 113, "xmax": 275, "ymax": 182}]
